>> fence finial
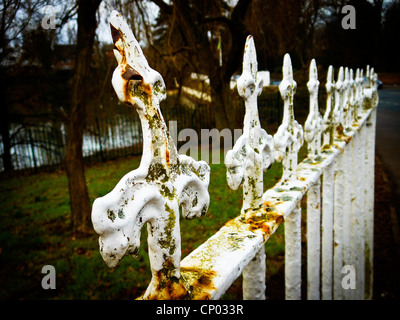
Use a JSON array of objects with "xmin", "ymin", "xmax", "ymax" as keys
[
  {"xmin": 352, "ymin": 68, "xmax": 360, "ymax": 122},
  {"xmin": 323, "ymin": 65, "xmax": 335, "ymax": 146},
  {"xmin": 363, "ymin": 66, "xmax": 379, "ymax": 109},
  {"xmin": 304, "ymin": 59, "xmax": 323, "ymax": 160},
  {"xmin": 365, "ymin": 65, "xmax": 371, "ymax": 87},
  {"xmin": 342, "ymin": 67, "xmax": 352, "ymax": 130},
  {"xmin": 91, "ymin": 10, "xmax": 210, "ymax": 300},
  {"xmin": 226, "ymin": 35, "xmax": 274, "ymax": 213},
  {"xmin": 274, "ymin": 53, "xmax": 304, "ymax": 183},
  {"xmin": 355, "ymin": 68, "xmax": 363, "ymax": 115},
  {"xmin": 333, "ymin": 67, "xmax": 345, "ymax": 133}
]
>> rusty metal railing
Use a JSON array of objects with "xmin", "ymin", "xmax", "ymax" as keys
[{"xmin": 91, "ymin": 11, "xmax": 378, "ymax": 300}]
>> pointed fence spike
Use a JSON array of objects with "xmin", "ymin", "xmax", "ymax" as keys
[
  {"xmin": 333, "ymin": 67, "xmax": 345, "ymax": 132},
  {"xmin": 226, "ymin": 35, "xmax": 274, "ymax": 213},
  {"xmin": 274, "ymin": 53, "xmax": 303, "ymax": 183},
  {"xmin": 323, "ymin": 65, "xmax": 335, "ymax": 146},
  {"xmin": 305, "ymin": 59, "xmax": 323, "ymax": 160},
  {"xmin": 362, "ymin": 66, "xmax": 379, "ymax": 108},
  {"xmin": 228, "ymin": 35, "xmax": 276, "ymax": 301},
  {"xmin": 343, "ymin": 67, "xmax": 352, "ymax": 130}
]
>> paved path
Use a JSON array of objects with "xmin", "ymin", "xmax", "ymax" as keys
[
  {"xmin": 376, "ymin": 86, "xmax": 400, "ymax": 200},
  {"xmin": 375, "ymin": 86, "xmax": 400, "ymax": 248},
  {"xmin": 374, "ymin": 86, "xmax": 400, "ymax": 299}
]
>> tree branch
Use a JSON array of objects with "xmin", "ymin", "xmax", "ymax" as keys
[{"xmin": 151, "ymin": 0, "xmax": 172, "ymax": 15}]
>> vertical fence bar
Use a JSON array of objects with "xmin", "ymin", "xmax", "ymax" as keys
[
  {"xmin": 358, "ymin": 123, "xmax": 367, "ymax": 299},
  {"xmin": 350, "ymin": 134, "xmax": 361, "ymax": 300},
  {"xmin": 342, "ymin": 139, "xmax": 353, "ymax": 300},
  {"xmin": 346, "ymin": 136, "xmax": 356, "ymax": 300},
  {"xmin": 307, "ymin": 178, "xmax": 321, "ymax": 299},
  {"xmin": 364, "ymin": 108, "xmax": 376, "ymax": 300},
  {"xmin": 243, "ymin": 246, "xmax": 266, "ymax": 300},
  {"xmin": 322, "ymin": 162, "xmax": 335, "ymax": 299},
  {"xmin": 304, "ymin": 59, "xmax": 323, "ymax": 300},
  {"xmin": 285, "ymin": 202, "xmax": 302, "ymax": 300},
  {"xmin": 350, "ymin": 124, "xmax": 366, "ymax": 299},
  {"xmin": 333, "ymin": 153, "xmax": 344, "ymax": 300},
  {"xmin": 225, "ymin": 36, "xmax": 275, "ymax": 300}
]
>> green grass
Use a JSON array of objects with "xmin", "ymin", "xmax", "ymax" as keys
[{"xmin": 0, "ymin": 149, "xmax": 300, "ymax": 300}]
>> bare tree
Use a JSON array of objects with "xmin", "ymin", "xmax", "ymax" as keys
[
  {"xmin": 65, "ymin": 0, "xmax": 102, "ymax": 235},
  {"xmin": 0, "ymin": 0, "xmax": 48, "ymax": 171},
  {"xmin": 142, "ymin": 0, "xmax": 253, "ymax": 130}
]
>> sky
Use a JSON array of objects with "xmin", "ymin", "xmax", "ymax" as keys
[{"xmin": 50, "ymin": 0, "xmax": 161, "ymax": 45}]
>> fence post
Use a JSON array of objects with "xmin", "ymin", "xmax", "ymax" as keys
[
  {"xmin": 225, "ymin": 35, "xmax": 274, "ymax": 300},
  {"xmin": 285, "ymin": 202, "xmax": 302, "ymax": 300},
  {"xmin": 364, "ymin": 108, "xmax": 376, "ymax": 300},
  {"xmin": 304, "ymin": 59, "xmax": 323, "ymax": 300},
  {"xmin": 322, "ymin": 161, "xmax": 335, "ymax": 299},
  {"xmin": 332, "ymin": 67, "xmax": 345, "ymax": 300},
  {"xmin": 92, "ymin": 11, "xmax": 210, "ymax": 300},
  {"xmin": 321, "ymin": 65, "xmax": 335, "ymax": 300},
  {"xmin": 242, "ymin": 246, "xmax": 267, "ymax": 299},
  {"xmin": 274, "ymin": 54, "xmax": 304, "ymax": 300},
  {"xmin": 342, "ymin": 68, "xmax": 354, "ymax": 300}
]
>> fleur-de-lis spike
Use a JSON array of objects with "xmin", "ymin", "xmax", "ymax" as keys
[
  {"xmin": 92, "ymin": 11, "xmax": 210, "ymax": 300},
  {"xmin": 333, "ymin": 66, "xmax": 344, "ymax": 133},
  {"xmin": 358, "ymin": 68, "xmax": 364, "ymax": 110},
  {"xmin": 226, "ymin": 35, "xmax": 274, "ymax": 213},
  {"xmin": 356, "ymin": 68, "xmax": 363, "ymax": 113},
  {"xmin": 323, "ymin": 65, "xmax": 335, "ymax": 146},
  {"xmin": 274, "ymin": 54, "xmax": 304, "ymax": 183},
  {"xmin": 304, "ymin": 59, "xmax": 323, "ymax": 160},
  {"xmin": 365, "ymin": 65, "xmax": 371, "ymax": 88},
  {"xmin": 351, "ymin": 68, "xmax": 359, "ymax": 123},
  {"xmin": 348, "ymin": 68, "xmax": 355, "ymax": 124},
  {"xmin": 362, "ymin": 65, "xmax": 379, "ymax": 110},
  {"xmin": 370, "ymin": 67, "xmax": 375, "ymax": 87},
  {"xmin": 364, "ymin": 66, "xmax": 379, "ymax": 109},
  {"xmin": 343, "ymin": 67, "xmax": 352, "ymax": 130}
]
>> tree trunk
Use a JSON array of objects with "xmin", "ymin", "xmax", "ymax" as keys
[
  {"xmin": 209, "ymin": 75, "xmax": 234, "ymax": 130},
  {"xmin": 0, "ymin": 69, "xmax": 13, "ymax": 172},
  {"xmin": 0, "ymin": 113, "xmax": 13, "ymax": 172},
  {"xmin": 65, "ymin": 0, "xmax": 101, "ymax": 236},
  {"xmin": 165, "ymin": 0, "xmax": 250, "ymax": 131}
]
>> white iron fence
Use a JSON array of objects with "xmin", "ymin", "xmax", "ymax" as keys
[{"xmin": 91, "ymin": 11, "xmax": 378, "ymax": 300}]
